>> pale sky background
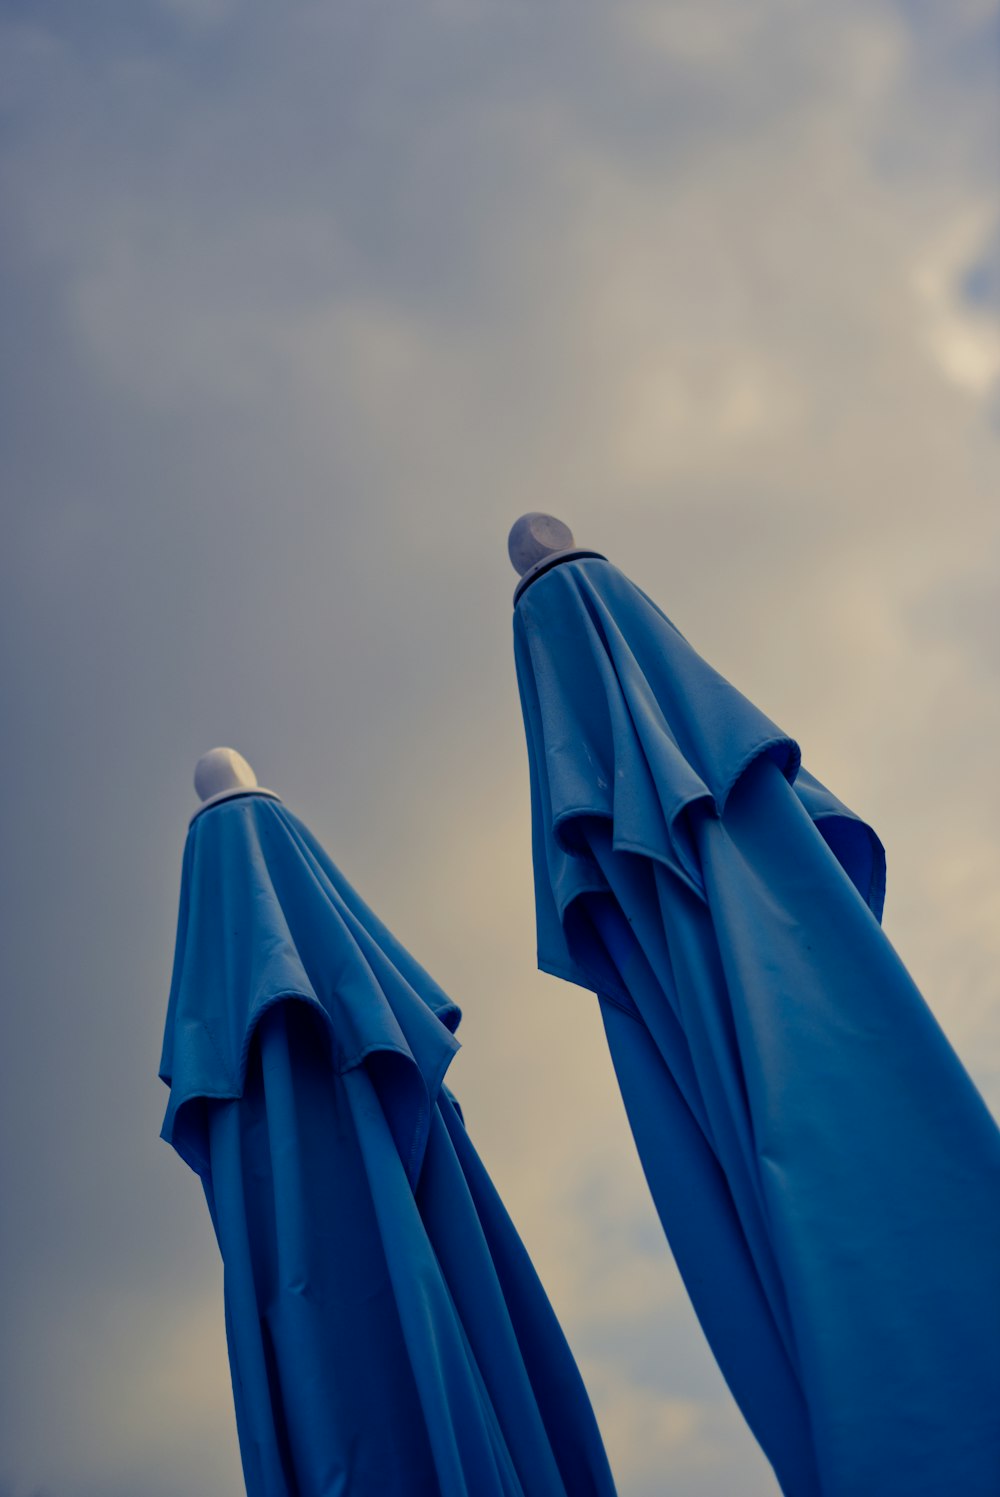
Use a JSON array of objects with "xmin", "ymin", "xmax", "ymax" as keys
[{"xmin": 1, "ymin": 2, "xmax": 998, "ymax": 1495}]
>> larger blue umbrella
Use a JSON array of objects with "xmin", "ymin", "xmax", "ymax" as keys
[
  {"xmin": 509, "ymin": 515, "xmax": 1000, "ymax": 1497},
  {"xmin": 160, "ymin": 747, "xmax": 617, "ymax": 1497}
]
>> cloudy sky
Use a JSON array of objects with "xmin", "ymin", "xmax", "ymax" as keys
[{"xmin": 1, "ymin": 1, "xmax": 997, "ymax": 1494}]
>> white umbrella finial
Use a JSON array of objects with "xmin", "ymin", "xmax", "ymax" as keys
[
  {"xmin": 194, "ymin": 747, "xmax": 259, "ymax": 802},
  {"xmin": 190, "ymin": 748, "xmax": 279, "ymax": 825},
  {"xmin": 508, "ymin": 514, "xmax": 576, "ymax": 577}
]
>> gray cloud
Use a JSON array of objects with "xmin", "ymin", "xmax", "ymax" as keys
[{"xmin": 1, "ymin": 2, "xmax": 997, "ymax": 1493}]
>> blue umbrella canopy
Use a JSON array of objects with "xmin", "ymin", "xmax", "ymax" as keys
[
  {"xmin": 509, "ymin": 518, "xmax": 1000, "ymax": 1497},
  {"xmin": 160, "ymin": 751, "xmax": 617, "ymax": 1497}
]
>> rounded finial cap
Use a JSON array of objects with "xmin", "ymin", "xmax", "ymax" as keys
[
  {"xmin": 195, "ymin": 747, "xmax": 258, "ymax": 802},
  {"xmin": 508, "ymin": 513, "xmax": 576, "ymax": 576}
]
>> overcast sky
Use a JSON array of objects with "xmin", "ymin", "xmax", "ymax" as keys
[{"xmin": 1, "ymin": 2, "xmax": 998, "ymax": 1494}]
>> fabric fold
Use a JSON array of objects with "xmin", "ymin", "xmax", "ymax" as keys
[
  {"xmin": 161, "ymin": 795, "xmax": 460, "ymax": 1184},
  {"xmin": 161, "ymin": 791, "xmax": 618, "ymax": 1497},
  {"xmin": 513, "ymin": 555, "xmax": 1000, "ymax": 1497},
  {"xmin": 514, "ymin": 557, "xmax": 885, "ymax": 1000}
]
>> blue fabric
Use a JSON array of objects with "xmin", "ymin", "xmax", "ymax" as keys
[
  {"xmin": 514, "ymin": 557, "xmax": 1000, "ymax": 1497},
  {"xmin": 161, "ymin": 796, "xmax": 617, "ymax": 1497}
]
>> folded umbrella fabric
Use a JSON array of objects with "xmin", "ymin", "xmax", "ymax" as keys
[
  {"xmin": 513, "ymin": 551, "xmax": 1000, "ymax": 1497},
  {"xmin": 161, "ymin": 784, "xmax": 617, "ymax": 1497}
]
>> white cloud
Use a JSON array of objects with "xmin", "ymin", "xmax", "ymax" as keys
[{"xmin": 912, "ymin": 209, "xmax": 1000, "ymax": 396}]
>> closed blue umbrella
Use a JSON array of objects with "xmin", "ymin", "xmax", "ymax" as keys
[
  {"xmin": 509, "ymin": 516, "xmax": 1000, "ymax": 1497},
  {"xmin": 160, "ymin": 747, "xmax": 617, "ymax": 1497}
]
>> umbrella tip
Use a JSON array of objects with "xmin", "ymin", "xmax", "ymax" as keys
[
  {"xmin": 194, "ymin": 747, "xmax": 258, "ymax": 802},
  {"xmin": 508, "ymin": 513, "xmax": 575, "ymax": 576}
]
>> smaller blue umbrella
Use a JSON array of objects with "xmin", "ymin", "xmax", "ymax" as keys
[
  {"xmin": 509, "ymin": 516, "xmax": 1000, "ymax": 1497},
  {"xmin": 160, "ymin": 747, "xmax": 617, "ymax": 1497}
]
